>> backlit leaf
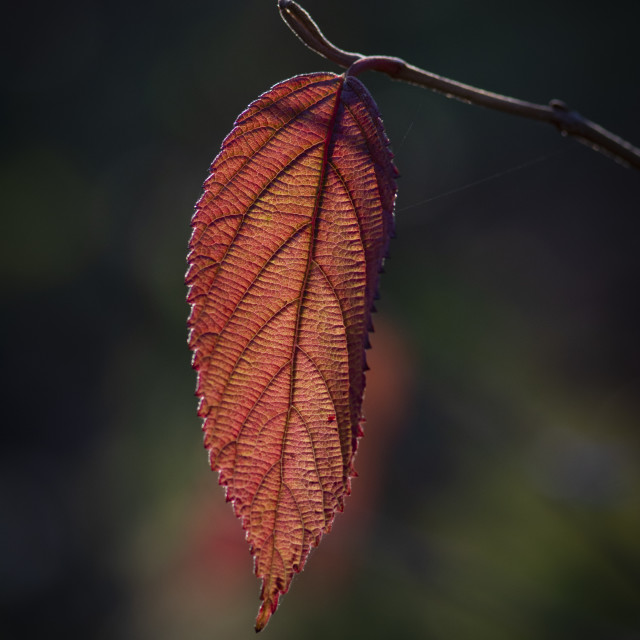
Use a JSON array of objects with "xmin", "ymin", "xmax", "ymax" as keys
[{"xmin": 186, "ymin": 72, "xmax": 397, "ymax": 630}]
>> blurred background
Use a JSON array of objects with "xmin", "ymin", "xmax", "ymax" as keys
[{"xmin": 2, "ymin": 0, "xmax": 639, "ymax": 638}]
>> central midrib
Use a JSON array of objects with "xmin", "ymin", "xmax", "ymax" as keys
[{"xmin": 274, "ymin": 74, "xmax": 347, "ymax": 536}]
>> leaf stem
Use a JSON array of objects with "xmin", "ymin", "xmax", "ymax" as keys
[{"xmin": 278, "ymin": 0, "xmax": 640, "ymax": 170}]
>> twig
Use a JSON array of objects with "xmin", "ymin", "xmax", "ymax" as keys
[{"xmin": 278, "ymin": 0, "xmax": 640, "ymax": 170}]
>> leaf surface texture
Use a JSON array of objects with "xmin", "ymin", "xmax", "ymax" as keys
[{"xmin": 186, "ymin": 72, "xmax": 397, "ymax": 630}]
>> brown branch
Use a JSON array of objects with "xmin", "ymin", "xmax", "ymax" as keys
[{"xmin": 278, "ymin": 0, "xmax": 640, "ymax": 170}]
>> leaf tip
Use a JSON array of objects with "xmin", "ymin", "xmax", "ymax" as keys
[{"xmin": 255, "ymin": 600, "xmax": 274, "ymax": 633}]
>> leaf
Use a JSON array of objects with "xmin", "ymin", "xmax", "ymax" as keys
[{"xmin": 186, "ymin": 72, "xmax": 397, "ymax": 631}]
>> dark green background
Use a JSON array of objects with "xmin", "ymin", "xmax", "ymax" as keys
[{"xmin": 2, "ymin": 0, "xmax": 639, "ymax": 638}]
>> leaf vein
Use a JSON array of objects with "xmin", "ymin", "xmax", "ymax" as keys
[
  {"xmin": 210, "ymin": 89, "xmax": 336, "ymax": 205},
  {"xmin": 235, "ymin": 75, "xmax": 337, "ymax": 126},
  {"xmin": 291, "ymin": 405, "xmax": 327, "ymax": 530},
  {"xmin": 210, "ymin": 298, "xmax": 300, "ymax": 414},
  {"xmin": 199, "ymin": 222, "xmax": 310, "ymax": 344},
  {"xmin": 282, "ymin": 481, "xmax": 305, "ymax": 570},
  {"xmin": 190, "ymin": 142, "xmax": 322, "ymax": 328}
]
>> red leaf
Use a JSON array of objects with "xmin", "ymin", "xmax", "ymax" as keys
[{"xmin": 186, "ymin": 72, "xmax": 397, "ymax": 630}]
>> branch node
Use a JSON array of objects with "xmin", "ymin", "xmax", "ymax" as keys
[
  {"xmin": 549, "ymin": 99, "xmax": 569, "ymax": 111},
  {"xmin": 346, "ymin": 56, "xmax": 406, "ymax": 79}
]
